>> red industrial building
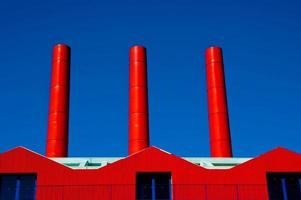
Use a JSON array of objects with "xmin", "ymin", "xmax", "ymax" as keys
[{"xmin": 1, "ymin": 45, "xmax": 301, "ymax": 200}]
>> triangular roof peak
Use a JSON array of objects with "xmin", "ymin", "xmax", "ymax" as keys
[
  {"xmin": 0, "ymin": 146, "xmax": 43, "ymax": 157},
  {"xmin": 0, "ymin": 146, "xmax": 72, "ymax": 172},
  {"xmin": 228, "ymin": 146, "xmax": 301, "ymax": 171}
]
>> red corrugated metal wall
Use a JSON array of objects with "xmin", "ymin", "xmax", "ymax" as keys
[{"xmin": 1, "ymin": 146, "xmax": 301, "ymax": 199}]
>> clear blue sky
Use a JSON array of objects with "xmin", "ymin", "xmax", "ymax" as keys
[{"xmin": 0, "ymin": 0, "xmax": 300, "ymax": 157}]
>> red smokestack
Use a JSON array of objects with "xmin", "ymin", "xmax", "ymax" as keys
[
  {"xmin": 205, "ymin": 46, "xmax": 233, "ymax": 157},
  {"xmin": 128, "ymin": 46, "xmax": 150, "ymax": 155},
  {"xmin": 46, "ymin": 44, "xmax": 70, "ymax": 157}
]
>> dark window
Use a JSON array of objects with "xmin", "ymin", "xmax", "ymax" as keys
[
  {"xmin": 267, "ymin": 173, "xmax": 301, "ymax": 200},
  {"xmin": 0, "ymin": 174, "xmax": 36, "ymax": 200},
  {"xmin": 136, "ymin": 172, "xmax": 171, "ymax": 200}
]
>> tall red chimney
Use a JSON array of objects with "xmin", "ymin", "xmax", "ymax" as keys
[
  {"xmin": 205, "ymin": 46, "xmax": 233, "ymax": 157},
  {"xmin": 128, "ymin": 46, "xmax": 150, "ymax": 155},
  {"xmin": 46, "ymin": 44, "xmax": 70, "ymax": 157}
]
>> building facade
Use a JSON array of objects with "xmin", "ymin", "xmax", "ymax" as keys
[{"xmin": 1, "ymin": 45, "xmax": 300, "ymax": 200}]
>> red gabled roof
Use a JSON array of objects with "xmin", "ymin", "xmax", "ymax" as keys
[
  {"xmin": 0, "ymin": 146, "xmax": 71, "ymax": 171},
  {"xmin": 1, "ymin": 146, "xmax": 301, "ymax": 185}
]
